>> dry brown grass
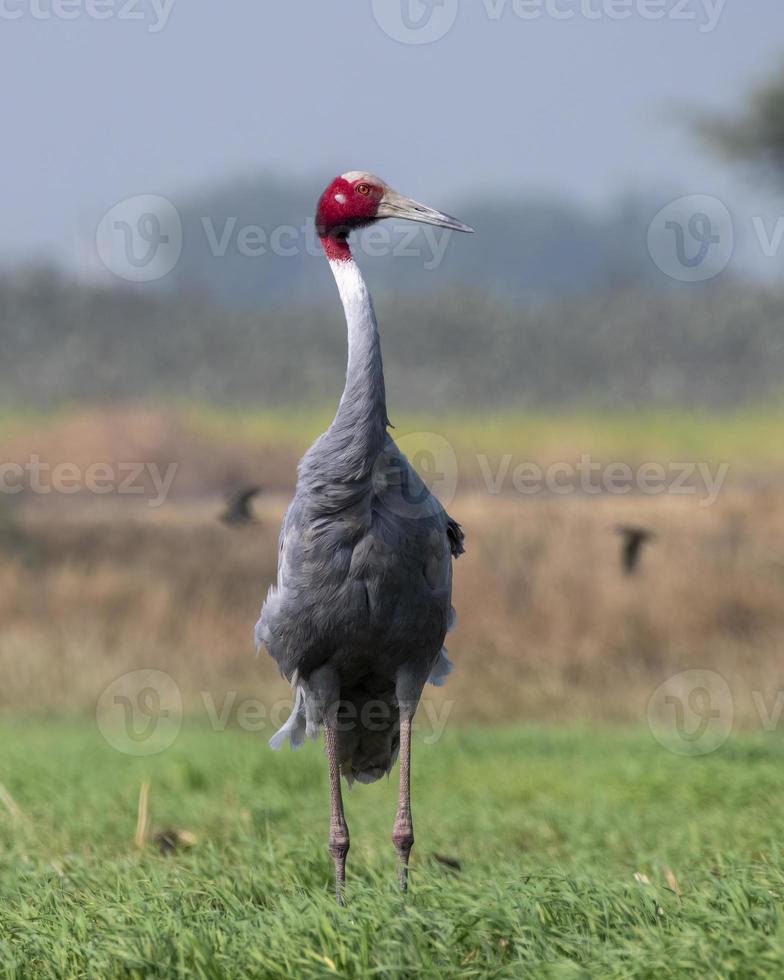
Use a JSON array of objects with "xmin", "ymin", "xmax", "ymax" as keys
[
  {"xmin": 3, "ymin": 484, "xmax": 784, "ymax": 728},
  {"xmin": 0, "ymin": 406, "xmax": 301, "ymax": 495}
]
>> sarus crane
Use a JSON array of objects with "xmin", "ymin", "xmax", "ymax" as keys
[{"xmin": 256, "ymin": 172, "xmax": 473, "ymax": 902}]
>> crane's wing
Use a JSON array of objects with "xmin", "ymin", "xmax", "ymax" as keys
[
  {"xmin": 254, "ymin": 495, "xmax": 304, "ymax": 666},
  {"xmin": 256, "ymin": 436, "xmax": 465, "ymax": 696},
  {"xmin": 372, "ymin": 435, "xmax": 463, "ymax": 686}
]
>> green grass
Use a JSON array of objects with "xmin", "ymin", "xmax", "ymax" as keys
[
  {"xmin": 185, "ymin": 403, "xmax": 784, "ymax": 468},
  {"xmin": 4, "ymin": 401, "xmax": 784, "ymax": 471},
  {"xmin": 2, "ymin": 721, "xmax": 784, "ymax": 978}
]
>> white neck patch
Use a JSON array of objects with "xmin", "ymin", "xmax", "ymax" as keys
[{"xmin": 329, "ymin": 258, "xmax": 377, "ymax": 359}]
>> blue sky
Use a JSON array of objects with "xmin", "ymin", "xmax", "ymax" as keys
[{"xmin": 2, "ymin": 0, "xmax": 783, "ymax": 266}]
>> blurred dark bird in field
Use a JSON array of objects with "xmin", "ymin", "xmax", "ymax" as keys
[
  {"xmin": 255, "ymin": 172, "xmax": 472, "ymax": 903},
  {"xmin": 220, "ymin": 485, "xmax": 262, "ymax": 526},
  {"xmin": 615, "ymin": 524, "xmax": 656, "ymax": 575},
  {"xmin": 432, "ymin": 853, "xmax": 462, "ymax": 872},
  {"xmin": 152, "ymin": 827, "xmax": 198, "ymax": 856}
]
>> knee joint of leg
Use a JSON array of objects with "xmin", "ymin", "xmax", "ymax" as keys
[
  {"xmin": 392, "ymin": 826, "xmax": 414, "ymax": 855},
  {"xmin": 329, "ymin": 830, "xmax": 350, "ymax": 860}
]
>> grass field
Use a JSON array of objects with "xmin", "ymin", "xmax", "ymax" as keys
[
  {"xmin": 184, "ymin": 402, "xmax": 784, "ymax": 471},
  {"xmin": 2, "ymin": 721, "xmax": 784, "ymax": 978},
  {"xmin": 3, "ymin": 404, "xmax": 784, "ymax": 976},
  {"xmin": 4, "ymin": 399, "xmax": 784, "ymax": 463}
]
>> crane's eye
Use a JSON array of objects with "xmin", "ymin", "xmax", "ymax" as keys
[{"xmin": 356, "ymin": 183, "xmax": 371, "ymax": 196}]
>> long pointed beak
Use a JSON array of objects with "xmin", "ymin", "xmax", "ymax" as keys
[{"xmin": 377, "ymin": 190, "xmax": 474, "ymax": 233}]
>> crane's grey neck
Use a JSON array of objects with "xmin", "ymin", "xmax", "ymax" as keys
[{"xmin": 326, "ymin": 257, "xmax": 388, "ymax": 471}]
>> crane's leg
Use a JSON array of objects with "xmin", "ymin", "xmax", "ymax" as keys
[
  {"xmin": 392, "ymin": 715, "xmax": 414, "ymax": 892},
  {"xmin": 325, "ymin": 724, "xmax": 349, "ymax": 905}
]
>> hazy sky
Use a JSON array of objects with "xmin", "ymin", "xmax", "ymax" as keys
[{"xmin": 2, "ymin": 0, "xmax": 784, "ymax": 266}]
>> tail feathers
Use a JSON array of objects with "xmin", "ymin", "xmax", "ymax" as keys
[
  {"xmin": 340, "ymin": 728, "xmax": 400, "ymax": 786},
  {"xmin": 337, "ymin": 691, "xmax": 400, "ymax": 786},
  {"xmin": 269, "ymin": 679, "xmax": 445, "ymax": 785},
  {"xmin": 427, "ymin": 647, "xmax": 454, "ymax": 687},
  {"xmin": 447, "ymin": 517, "xmax": 465, "ymax": 557},
  {"xmin": 268, "ymin": 686, "xmax": 308, "ymax": 751}
]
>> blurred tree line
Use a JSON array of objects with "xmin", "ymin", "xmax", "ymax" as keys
[{"xmin": 2, "ymin": 267, "xmax": 783, "ymax": 411}]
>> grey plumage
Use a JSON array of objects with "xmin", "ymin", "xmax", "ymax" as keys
[{"xmin": 256, "ymin": 260, "xmax": 463, "ymax": 783}]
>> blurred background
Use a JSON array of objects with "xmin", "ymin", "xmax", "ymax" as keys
[{"xmin": 3, "ymin": 0, "xmax": 784, "ymax": 735}]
